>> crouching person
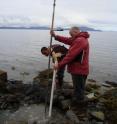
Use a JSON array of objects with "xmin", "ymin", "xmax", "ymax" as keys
[{"xmin": 41, "ymin": 44, "xmax": 68, "ymax": 89}]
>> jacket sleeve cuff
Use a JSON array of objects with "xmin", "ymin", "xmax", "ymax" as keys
[{"xmin": 54, "ymin": 35, "xmax": 60, "ymax": 40}]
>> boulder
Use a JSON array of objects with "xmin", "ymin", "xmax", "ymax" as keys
[
  {"xmin": 0, "ymin": 70, "xmax": 7, "ymax": 92},
  {"xmin": 89, "ymin": 111, "xmax": 105, "ymax": 121},
  {"xmin": 62, "ymin": 82, "xmax": 73, "ymax": 89},
  {"xmin": 88, "ymin": 79, "xmax": 97, "ymax": 83},
  {"xmin": 66, "ymin": 110, "xmax": 80, "ymax": 124},
  {"xmin": 105, "ymin": 81, "xmax": 117, "ymax": 87},
  {"xmin": 0, "ymin": 80, "xmax": 7, "ymax": 93},
  {"xmin": 0, "ymin": 94, "xmax": 22, "ymax": 110},
  {"xmin": 6, "ymin": 80, "xmax": 24, "ymax": 93},
  {"xmin": 60, "ymin": 99, "xmax": 71, "ymax": 110},
  {"xmin": 61, "ymin": 89, "xmax": 73, "ymax": 98},
  {"xmin": 0, "ymin": 70, "xmax": 7, "ymax": 82},
  {"xmin": 4, "ymin": 120, "xmax": 28, "ymax": 124},
  {"xmin": 85, "ymin": 83, "xmax": 101, "ymax": 93},
  {"xmin": 33, "ymin": 69, "xmax": 53, "ymax": 87}
]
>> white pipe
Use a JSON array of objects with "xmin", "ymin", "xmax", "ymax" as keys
[{"xmin": 48, "ymin": 61, "xmax": 57, "ymax": 117}]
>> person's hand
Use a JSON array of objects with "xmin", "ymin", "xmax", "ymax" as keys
[{"xmin": 50, "ymin": 30, "xmax": 56, "ymax": 37}]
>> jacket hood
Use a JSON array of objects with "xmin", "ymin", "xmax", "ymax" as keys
[{"xmin": 77, "ymin": 32, "xmax": 90, "ymax": 38}]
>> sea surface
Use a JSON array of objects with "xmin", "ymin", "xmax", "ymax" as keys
[{"xmin": 0, "ymin": 29, "xmax": 117, "ymax": 83}]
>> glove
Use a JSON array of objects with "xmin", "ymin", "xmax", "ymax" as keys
[
  {"xmin": 52, "ymin": 52, "xmax": 62, "ymax": 58},
  {"xmin": 55, "ymin": 53, "xmax": 62, "ymax": 58}
]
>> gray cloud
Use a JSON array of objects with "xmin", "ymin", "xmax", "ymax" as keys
[{"xmin": 0, "ymin": 0, "xmax": 117, "ymax": 31}]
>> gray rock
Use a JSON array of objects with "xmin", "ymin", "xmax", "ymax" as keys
[
  {"xmin": 5, "ymin": 120, "xmax": 28, "ymax": 124},
  {"xmin": 0, "ymin": 70, "xmax": 7, "ymax": 82},
  {"xmin": 60, "ymin": 99, "xmax": 71, "ymax": 110},
  {"xmin": 89, "ymin": 111, "xmax": 105, "ymax": 121},
  {"xmin": 66, "ymin": 110, "xmax": 80, "ymax": 124}
]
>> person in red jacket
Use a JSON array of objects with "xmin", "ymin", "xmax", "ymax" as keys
[{"xmin": 50, "ymin": 26, "xmax": 90, "ymax": 102}]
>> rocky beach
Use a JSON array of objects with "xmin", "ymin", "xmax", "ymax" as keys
[{"xmin": 0, "ymin": 69, "xmax": 117, "ymax": 124}]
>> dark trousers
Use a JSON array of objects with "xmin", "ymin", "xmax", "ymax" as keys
[
  {"xmin": 71, "ymin": 74, "xmax": 87, "ymax": 100},
  {"xmin": 56, "ymin": 67, "xmax": 65, "ymax": 88}
]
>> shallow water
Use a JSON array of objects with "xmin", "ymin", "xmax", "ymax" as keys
[{"xmin": 0, "ymin": 29, "xmax": 117, "ymax": 83}]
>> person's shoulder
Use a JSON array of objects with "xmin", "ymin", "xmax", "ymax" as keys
[
  {"xmin": 76, "ymin": 37, "xmax": 87, "ymax": 43},
  {"xmin": 76, "ymin": 36, "xmax": 85, "ymax": 40},
  {"xmin": 73, "ymin": 37, "xmax": 88, "ymax": 47},
  {"xmin": 74, "ymin": 37, "xmax": 83, "ymax": 43}
]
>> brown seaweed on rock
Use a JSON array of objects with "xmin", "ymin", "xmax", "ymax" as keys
[
  {"xmin": 105, "ymin": 111, "xmax": 117, "ymax": 124},
  {"xmin": 100, "ymin": 88, "xmax": 117, "ymax": 124},
  {"xmin": 85, "ymin": 83, "xmax": 101, "ymax": 98},
  {"xmin": 88, "ymin": 79, "xmax": 97, "ymax": 83},
  {"xmin": 85, "ymin": 83, "xmax": 101, "ymax": 92},
  {"xmin": 101, "ymin": 88, "xmax": 117, "ymax": 110},
  {"xmin": 33, "ymin": 69, "xmax": 53, "ymax": 87},
  {"xmin": 38, "ymin": 69, "xmax": 53, "ymax": 79}
]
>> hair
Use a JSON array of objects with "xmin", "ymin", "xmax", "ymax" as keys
[
  {"xmin": 70, "ymin": 26, "xmax": 80, "ymax": 31},
  {"xmin": 41, "ymin": 47, "xmax": 48, "ymax": 53}
]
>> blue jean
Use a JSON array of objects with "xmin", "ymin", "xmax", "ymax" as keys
[{"xmin": 56, "ymin": 67, "xmax": 65, "ymax": 88}]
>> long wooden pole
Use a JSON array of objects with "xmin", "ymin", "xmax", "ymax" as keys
[
  {"xmin": 48, "ymin": 1, "xmax": 56, "ymax": 117},
  {"xmin": 48, "ymin": 0, "xmax": 56, "ymax": 69},
  {"xmin": 45, "ymin": 0, "xmax": 56, "ymax": 117}
]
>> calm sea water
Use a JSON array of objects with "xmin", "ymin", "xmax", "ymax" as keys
[{"xmin": 0, "ymin": 29, "xmax": 117, "ymax": 83}]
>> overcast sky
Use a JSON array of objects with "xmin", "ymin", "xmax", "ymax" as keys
[{"xmin": 0, "ymin": 0, "xmax": 117, "ymax": 31}]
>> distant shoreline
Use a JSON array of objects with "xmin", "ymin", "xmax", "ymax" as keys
[{"xmin": 0, "ymin": 26, "xmax": 101, "ymax": 32}]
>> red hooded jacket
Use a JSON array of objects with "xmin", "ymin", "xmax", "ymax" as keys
[{"xmin": 55, "ymin": 32, "xmax": 90, "ymax": 75}]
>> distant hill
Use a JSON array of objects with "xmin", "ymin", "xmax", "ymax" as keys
[
  {"xmin": 0, "ymin": 26, "xmax": 49, "ymax": 30},
  {"xmin": 0, "ymin": 26, "xmax": 101, "ymax": 31},
  {"xmin": 79, "ymin": 26, "xmax": 101, "ymax": 31},
  {"xmin": 64, "ymin": 26, "xmax": 101, "ymax": 31}
]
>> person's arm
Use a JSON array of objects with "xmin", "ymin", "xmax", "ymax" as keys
[
  {"xmin": 50, "ymin": 30, "xmax": 72, "ymax": 45},
  {"xmin": 55, "ymin": 35, "xmax": 72, "ymax": 45},
  {"xmin": 58, "ymin": 38, "xmax": 87, "ymax": 68}
]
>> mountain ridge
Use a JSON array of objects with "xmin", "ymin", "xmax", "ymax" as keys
[{"xmin": 0, "ymin": 26, "xmax": 101, "ymax": 31}]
